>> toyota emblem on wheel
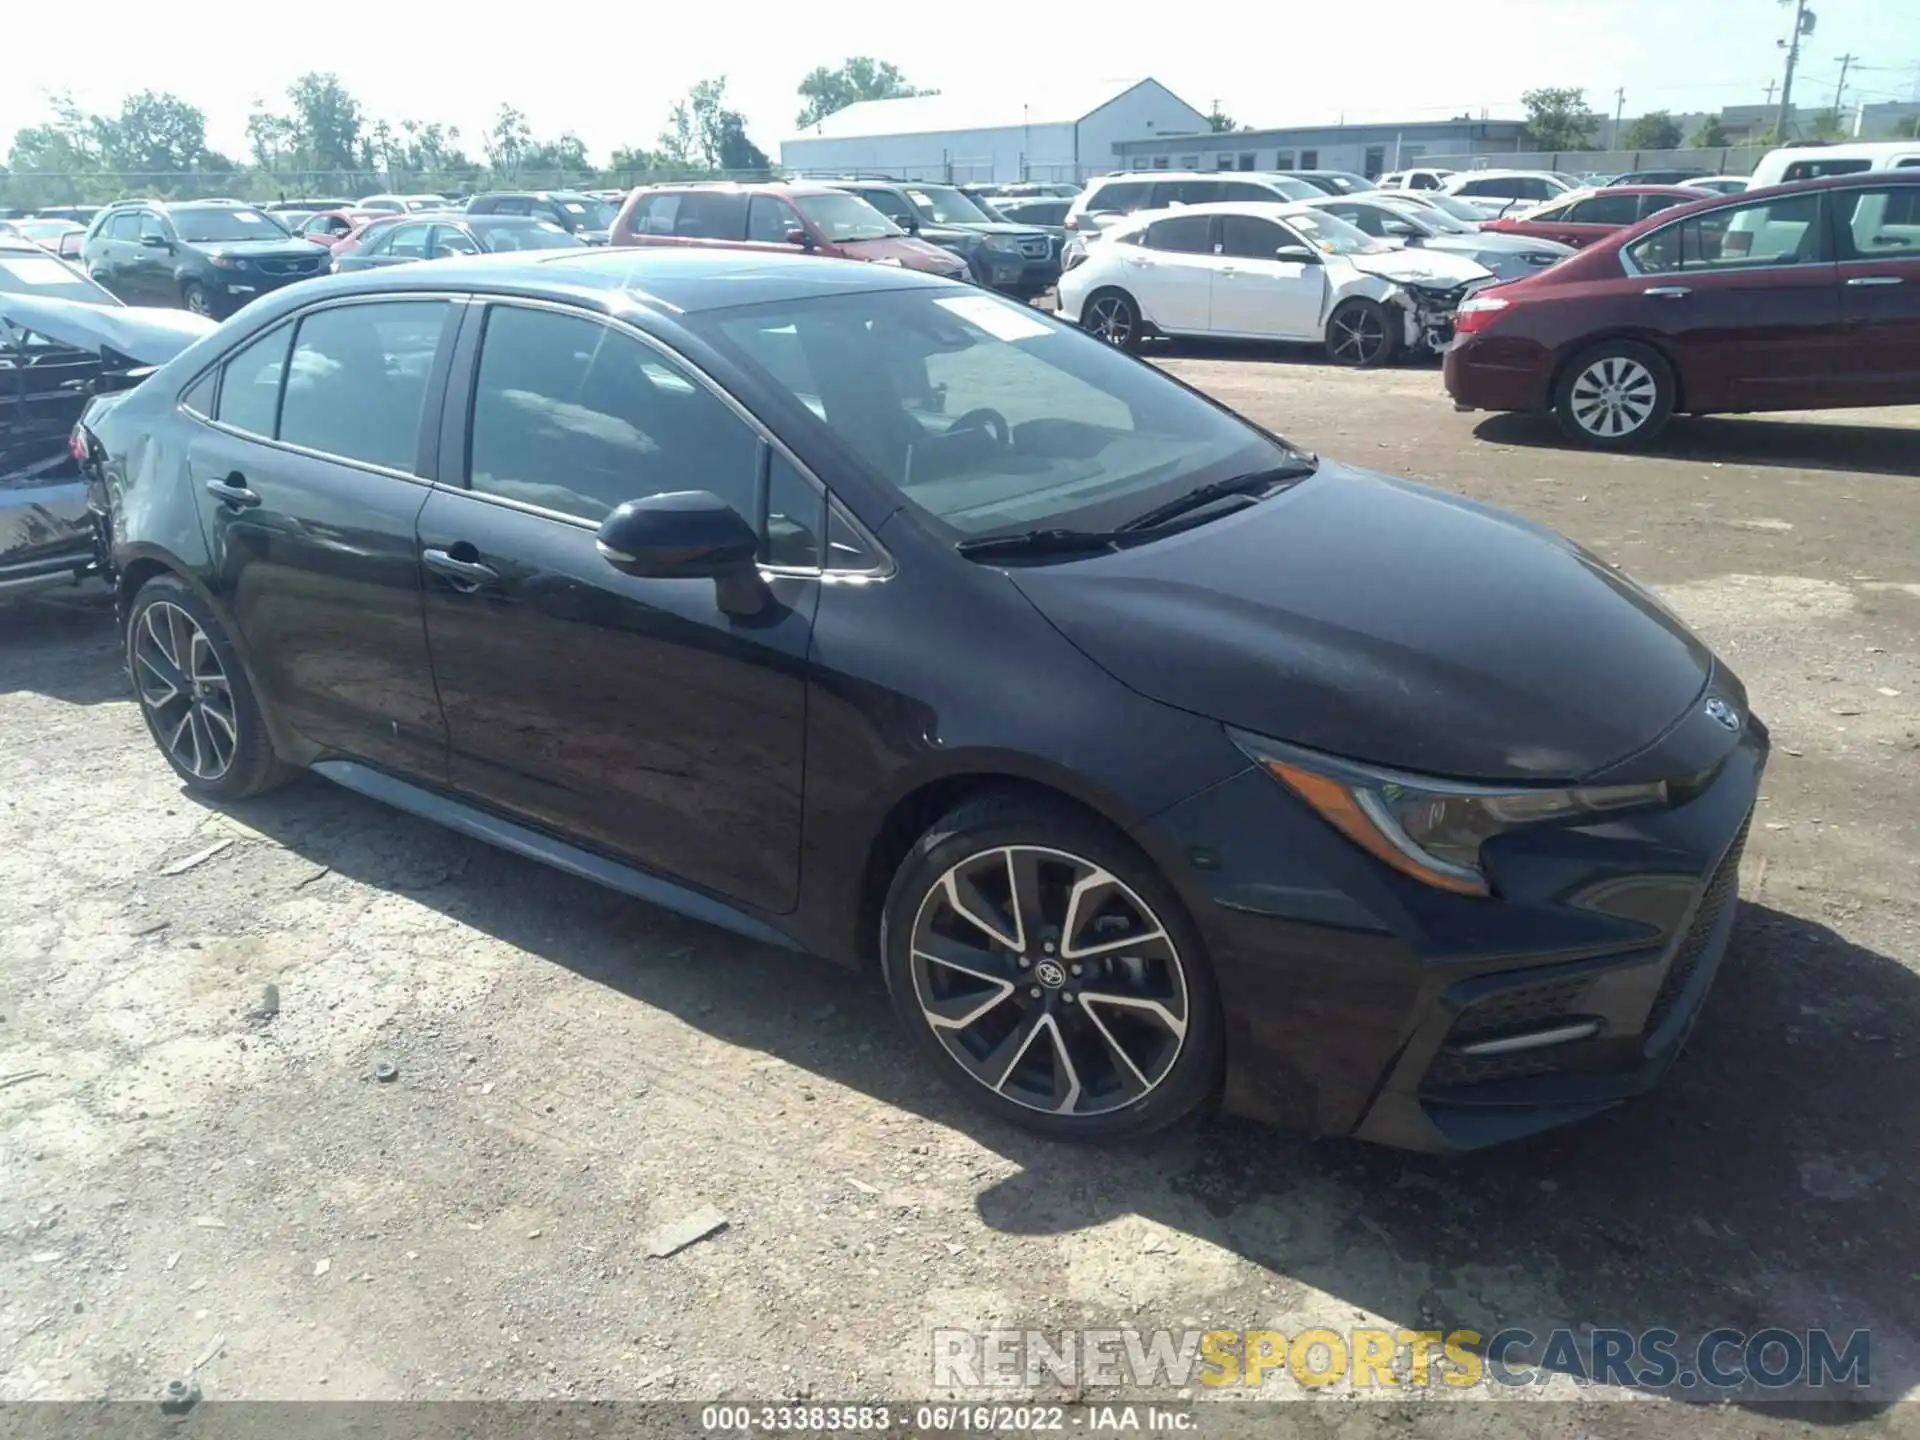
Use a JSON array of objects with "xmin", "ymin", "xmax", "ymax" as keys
[
  {"xmin": 1034, "ymin": 959, "xmax": 1067, "ymax": 989},
  {"xmin": 1705, "ymin": 697, "xmax": 1741, "ymax": 732}
]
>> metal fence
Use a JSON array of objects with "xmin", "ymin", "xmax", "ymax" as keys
[
  {"xmin": 0, "ymin": 167, "xmax": 776, "ymax": 212},
  {"xmin": 1416, "ymin": 146, "xmax": 1774, "ymax": 177}
]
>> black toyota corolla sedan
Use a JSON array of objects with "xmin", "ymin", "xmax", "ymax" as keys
[{"xmin": 77, "ymin": 248, "xmax": 1766, "ymax": 1153}]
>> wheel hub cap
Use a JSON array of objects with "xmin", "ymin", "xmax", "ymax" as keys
[
  {"xmin": 131, "ymin": 601, "xmax": 237, "ymax": 782},
  {"xmin": 909, "ymin": 845, "xmax": 1189, "ymax": 1117}
]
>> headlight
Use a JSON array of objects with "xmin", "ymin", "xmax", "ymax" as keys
[
  {"xmin": 1230, "ymin": 729, "xmax": 1668, "ymax": 896},
  {"xmin": 982, "ymin": 234, "xmax": 1022, "ymax": 254},
  {"xmin": 210, "ymin": 254, "xmax": 245, "ymax": 269}
]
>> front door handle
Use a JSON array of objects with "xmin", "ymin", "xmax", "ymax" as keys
[
  {"xmin": 1642, "ymin": 286, "xmax": 1693, "ymax": 298},
  {"xmin": 1846, "ymin": 275, "xmax": 1905, "ymax": 287},
  {"xmin": 421, "ymin": 547, "xmax": 499, "ymax": 589},
  {"xmin": 204, "ymin": 476, "xmax": 260, "ymax": 508}
]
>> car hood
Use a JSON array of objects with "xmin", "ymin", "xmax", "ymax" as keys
[
  {"xmin": 1008, "ymin": 464, "xmax": 1716, "ymax": 783},
  {"xmin": 840, "ymin": 235, "xmax": 968, "ymax": 273},
  {"xmin": 0, "ymin": 294, "xmax": 215, "ymax": 364},
  {"xmin": 1345, "ymin": 247, "xmax": 1492, "ymax": 287},
  {"xmin": 1425, "ymin": 232, "xmax": 1573, "ymax": 258},
  {"xmin": 200, "ymin": 239, "xmax": 329, "ymax": 260}
]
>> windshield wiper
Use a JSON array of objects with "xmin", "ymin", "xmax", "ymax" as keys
[
  {"xmin": 953, "ymin": 528, "xmax": 1126, "ymax": 560},
  {"xmin": 1115, "ymin": 458, "xmax": 1317, "ymax": 534}
]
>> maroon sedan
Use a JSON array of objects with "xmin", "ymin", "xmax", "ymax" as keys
[
  {"xmin": 1445, "ymin": 172, "xmax": 1920, "ymax": 447},
  {"xmin": 1480, "ymin": 185, "xmax": 1715, "ymax": 249}
]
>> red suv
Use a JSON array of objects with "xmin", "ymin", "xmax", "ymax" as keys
[
  {"xmin": 610, "ymin": 182, "xmax": 967, "ymax": 280},
  {"xmin": 1480, "ymin": 185, "xmax": 1714, "ymax": 249},
  {"xmin": 1445, "ymin": 173, "xmax": 1920, "ymax": 447}
]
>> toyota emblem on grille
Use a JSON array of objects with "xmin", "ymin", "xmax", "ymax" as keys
[{"xmin": 1704, "ymin": 698, "xmax": 1740, "ymax": 732}]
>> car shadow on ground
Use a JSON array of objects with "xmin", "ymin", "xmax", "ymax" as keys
[
  {"xmin": 1473, "ymin": 412, "xmax": 1920, "ymax": 480},
  {"xmin": 0, "ymin": 588, "xmax": 124, "ymax": 706},
  {"xmin": 198, "ymin": 768, "xmax": 1918, "ymax": 1417},
  {"xmin": 1148, "ymin": 336, "xmax": 1449, "ymax": 372}
]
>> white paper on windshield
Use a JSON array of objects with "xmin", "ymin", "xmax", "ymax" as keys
[
  {"xmin": 232, "ymin": 211, "xmax": 268, "ymax": 224},
  {"xmin": 935, "ymin": 293, "xmax": 1051, "ymax": 343},
  {"xmin": 0, "ymin": 256, "xmax": 77, "ymax": 287}
]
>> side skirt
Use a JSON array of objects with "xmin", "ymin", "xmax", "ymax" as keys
[{"xmin": 311, "ymin": 760, "xmax": 805, "ymax": 953}]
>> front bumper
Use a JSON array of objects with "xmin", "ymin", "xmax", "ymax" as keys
[
  {"xmin": 1139, "ymin": 704, "xmax": 1768, "ymax": 1151},
  {"xmin": 209, "ymin": 263, "xmax": 328, "ymax": 314},
  {"xmin": 1, "ymin": 473, "xmax": 98, "ymax": 596}
]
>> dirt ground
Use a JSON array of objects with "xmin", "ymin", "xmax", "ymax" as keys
[{"xmin": 3, "ymin": 350, "xmax": 1918, "ymax": 1433}]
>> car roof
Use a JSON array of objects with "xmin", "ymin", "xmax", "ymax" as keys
[
  {"xmin": 646, "ymin": 180, "xmax": 860, "ymax": 199},
  {"xmin": 254, "ymin": 245, "xmax": 956, "ymax": 316},
  {"xmin": 1109, "ymin": 200, "xmax": 1315, "ymax": 224}
]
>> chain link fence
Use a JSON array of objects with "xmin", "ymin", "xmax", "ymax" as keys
[{"xmin": 1416, "ymin": 146, "xmax": 1774, "ymax": 177}]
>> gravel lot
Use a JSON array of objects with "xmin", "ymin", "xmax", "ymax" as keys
[{"xmin": 3, "ymin": 352, "xmax": 1917, "ymax": 1431}]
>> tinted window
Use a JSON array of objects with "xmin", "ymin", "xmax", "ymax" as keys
[
  {"xmin": 1628, "ymin": 194, "xmax": 1825, "ymax": 273},
  {"xmin": 105, "ymin": 212, "xmax": 141, "ymax": 241},
  {"xmin": 1218, "ymin": 215, "xmax": 1290, "ymax": 259},
  {"xmin": 215, "ymin": 323, "xmax": 292, "ymax": 436},
  {"xmin": 670, "ymin": 191, "xmax": 746, "ymax": 240},
  {"xmin": 826, "ymin": 506, "xmax": 878, "ymax": 571},
  {"xmin": 138, "ymin": 212, "xmax": 167, "ymax": 241},
  {"xmin": 1149, "ymin": 180, "xmax": 1220, "ymax": 207},
  {"xmin": 468, "ymin": 306, "xmax": 760, "ymax": 524},
  {"xmin": 431, "ymin": 224, "xmax": 479, "ymax": 257},
  {"xmin": 1081, "ymin": 182, "xmax": 1129, "ymax": 213},
  {"xmin": 632, "ymin": 193, "xmax": 680, "ymax": 235},
  {"xmin": 278, "ymin": 302, "xmax": 447, "ymax": 471},
  {"xmin": 764, "ymin": 452, "xmax": 823, "ymax": 567},
  {"xmin": 181, "ymin": 370, "xmax": 217, "ymax": 417},
  {"xmin": 1564, "ymin": 193, "xmax": 1644, "ymax": 225},
  {"xmin": 1638, "ymin": 193, "xmax": 1698, "ymax": 220},
  {"xmin": 1782, "ymin": 158, "xmax": 1873, "ymax": 182},
  {"xmin": 1217, "ymin": 181, "xmax": 1280, "ymax": 203},
  {"xmin": 493, "ymin": 197, "xmax": 533, "ymax": 216},
  {"xmin": 747, "ymin": 195, "xmax": 802, "ymax": 244},
  {"xmin": 1143, "ymin": 215, "xmax": 1213, "ymax": 253},
  {"xmin": 1836, "ymin": 186, "xmax": 1920, "ymax": 258},
  {"xmin": 385, "ymin": 224, "xmax": 432, "ymax": 259}
]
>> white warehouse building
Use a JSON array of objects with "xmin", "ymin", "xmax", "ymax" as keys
[{"xmin": 780, "ymin": 79, "xmax": 1209, "ymax": 185}]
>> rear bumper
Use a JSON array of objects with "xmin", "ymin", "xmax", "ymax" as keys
[{"xmin": 1443, "ymin": 334, "xmax": 1555, "ymax": 413}]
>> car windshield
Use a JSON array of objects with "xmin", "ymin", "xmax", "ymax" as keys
[
  {"xmin": 795, "ymin": 192, "xmax": 901, "ymax": 241},
  {"xmin": 172, "ymin": 207, "xmax": 290, "ymax": 241},
  {"xmin": 0, "ymin": 250, "xmax": 117, "ymax": 305},
  {"xmin": 697, "ymin": 288, "xmax": 1294, "ymax": 540},
  {"xmin": 1380, "ymin": 200, "xmax": 1469, "ymax": 233},
  {"xmin": 1319, "ymin": 173, "xmax": 1377, "ymax": 194},
  {"xmin": 902, "ymin": 185, "xmax": 993, "ymax": 225},
  {"xmin": 556, "ymin": 197, "xmax": 617, "ymax": 229},
  {"xmin": 1416, "ymin": 193, "xmax": 1487, "ymax": 224},
  {"xmin": 1286, "ymin": 210, "xmax": 1394, "ymax": 256},
  {"xmin": 474, "ymin": 220, "xmax": 586, "ymax": 251}
]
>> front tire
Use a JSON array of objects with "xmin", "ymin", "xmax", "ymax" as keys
[
  {"xmin": 126, "ymin": 575, "xmax": 291, "ymax": 800},
  {"xmin": 1553, "ymin": 340, "xmax": 1675, "ymax": 448},
  {"xmin": 182, "ymin": 282, "xmax": 215, "ymax": 318},
  {"xmin": 1325, "ymin": 297, "xmax": 1398, "ymax": 368},
  {"xmin": 1080, "ymin": 288, "xmax": 1143, "ymax": 352},
  {"xmin": 880, "ymin": 793, "xmax": 1222, "ymax": 1141}
]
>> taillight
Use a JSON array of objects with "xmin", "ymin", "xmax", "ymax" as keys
[
  {"xmin": 1453, "ymin": 295, "xmax": 1511, "ymax": 336},
  {"xmin": 69, "ymin": 426, "xmax": 89, "ymax": 464},
  {"xmin": 1064, "ymin": 216, "xmax": 1079, "ymax": 231}
]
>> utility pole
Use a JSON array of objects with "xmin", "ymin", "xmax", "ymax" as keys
[
  {"xmin": 1832, "ymin": 52, "xmax": 1859, "ymax": 131},
  {"xmin": 1774, "ymin": 0, "xmax": 1813, "ymax": 142},
  {"xmin": 1614, "ymin": 88, "xmax": 1627, "ymax": 148},
  {"xmin": 1764, "ymin": 78, "xmax": 1778, "ymax": 105}
]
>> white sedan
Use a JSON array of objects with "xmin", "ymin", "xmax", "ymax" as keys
[{"xmin": 1055, "ymin": 201, "xmax": 1493, "ymax": 367}]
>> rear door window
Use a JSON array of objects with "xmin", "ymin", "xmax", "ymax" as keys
[
  {"xmin": 1835, "ymin": 186, "xmax": 1920, "ymax": 259},
  {"xmin": 278, "ymin": 301, "xmax": 449, "ymax": 471},
  {"xmin": 1143, "ymin": 215, "xmax": 1215, "ymax": 253},
  {"xmin": 672, "ymin": 192, "xmax": 747, "ymax": 240},
  {"xmin": 1628, "ymin": 194, "xmax": 1827, "ymax": 273},
  {"xmin": 1150, "ymin": 180, "xmax": 1220, "ymax": 208},
  {"xmin": 1563, "ymin": 193, "xmax": 1643, "ymax": 225}
]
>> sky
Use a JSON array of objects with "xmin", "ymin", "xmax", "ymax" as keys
[{"xmin": 8, "ymin": 0, "xmax": 1919, "ymax": 167}]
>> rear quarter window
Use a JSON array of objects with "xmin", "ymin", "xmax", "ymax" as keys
[{"xmin": 1781, "ymin": 159, "xmax": 1873, "ymax": 182}]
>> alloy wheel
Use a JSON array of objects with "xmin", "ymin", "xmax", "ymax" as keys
[
  {"xmin": 185, "ymin": 287, "xmax": 213, "ymax": 317},
  {"xmin": 1329, "ymin": 305, "xmax": 1388, "ymax": 365},
  {"xmin": 1087, "ymin": 296, "xmax": 1134, "ymax": 347},
  {"xmin": 132, "ymin": 601, "xmax": 237, "ymax": 781},
  {"xmin": 1568, "ymin": 356, "xmax": 1658, "ymax": 438},
  {"xmin": 908, "ymin": 845, "xmax": 1189, "ymax": 1117}
]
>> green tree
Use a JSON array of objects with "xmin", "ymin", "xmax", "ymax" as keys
[
  {"xmin": 1206, "ymin": 106, "xmax": 1238, "ymax": 133},
  {"xmin": 96, "ymin": 91, "xmax": 212, "ymax": 175},
  {"xmin": 286, "ymin": 72, "xmax": 364, "ymax": 172},
  {"xmin": 245, "ymin": 104, "xmax": 294, "ymax": 171},
  {"xmin": 795, "ymin": 57, "xmax": 929, "ymax": 129},
  {"xmin": 1690, "ymin": 116, "xmax": 1733, "ymax": 148},
  {"xmin": 1520, "ymin": 87, "xmax": 1601, "ymax": 151},
  {"xmin": 8, "ymin": 92, "xmax": 102, "ymax": 175},
  {"xmin": 482, "ymin": 104, "xmax": 532, "ymax": 180},
  {"xmin": 1621, "ymin": 110, "xmax": 1682, "ymax": 150}
]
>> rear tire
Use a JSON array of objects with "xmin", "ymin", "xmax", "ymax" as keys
[
  {"xmin": 1325, "ymin": 297, "xmax": 1399, "ymax": 368},
  {"xmin": 1081, "ymin": 288, "xmax": 1143, "ymax": 352},
  {"xmin": 1553, "ymin": 340, "xmax": 1675, "ymax": 448},
  {"xmin": 126, "ymin": 575, "xmax": 291, "ymax": 801},
  {"xmin": 880, "ymin": 792, "xmax": 1222, "ymax": 1141}
]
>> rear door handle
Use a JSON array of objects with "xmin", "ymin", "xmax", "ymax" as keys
[
  {"xmin": 421, "ymin": 547, "xmax": 499, "ymax": 589},
  {"xmin": 1642, "ymin": 286, "xmax": 1692, "ymax": 298},
  {"xmin": 1846, "ymin": 275, "xmax": 1905, "ymax": 287},
  {"xmin": 204, "ymin": 476, "xmax": 260, "ymax": 508}
]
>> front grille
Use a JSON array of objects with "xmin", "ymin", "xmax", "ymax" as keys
[
  {"xmin": 259, "ymin": 256, "xmax": 324, "ymax": 277},
  {"xmin": 1018, "ymin": 237, "xmax": 1050, "ymax": 260},
  {"xmin": 1644, "ymin": 814, "xmax": 1750, "ymax": 1039},
  {"xmin": 1424, "ymin": 974, "xmax": 1597, "ymax": 1089}
]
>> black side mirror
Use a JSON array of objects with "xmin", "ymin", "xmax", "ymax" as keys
[
  {"xmin": 140, "ymin": 233, "xmax": 171, "ymax": 249},
  {"xmin": 1274, "ymin": 244, "xmax": 1319, "ymax": 263},
  {"xmin": 597, "ymin": 490, "xmax": 764, "ymax": 613},
  {"xmin": 783, "ymin": 225, "xmax": 814, "ymax": 250},
  {"xmin": 891, "ymin": 213, "xmax": 918, "ymax": 233}
]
